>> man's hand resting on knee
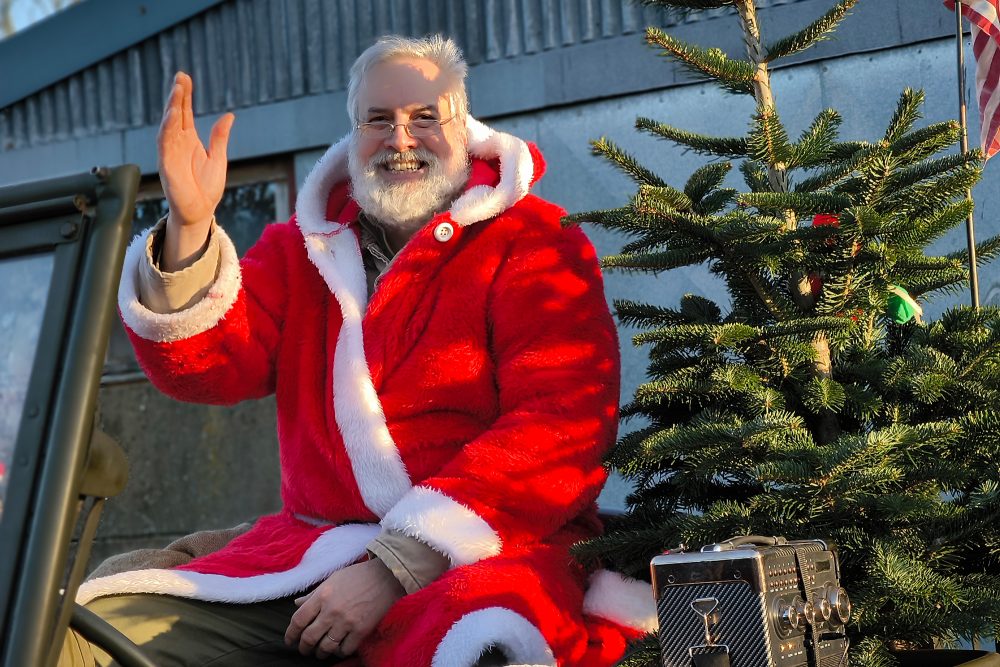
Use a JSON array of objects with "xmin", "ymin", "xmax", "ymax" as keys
[{"xmin": 284, "ymin": 559, "xmax": 406, "ymax": 658}]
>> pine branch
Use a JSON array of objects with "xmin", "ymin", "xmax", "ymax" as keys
[
  {"xmin": 681, "ymin": 293, "xmax": 725, "ymax": 323},
  {"xmin": 740, "ymin": 160, "xmax": 770, "ymax": 192},
  {"xmin": 888, "ymin": 152, "xmax": 979, "ymax": 194},
  {"xmin": 646, "ymin": 26, "xmax": 755, "ymax": 95},
  {"xmin": 636, "ymin": 116, "xmax": 749, "ymax": 157},
  {"xmin": 790, "ymin": 108, "xmax": 843, "ymax": 168},
  {"xmin": 613, "ymin": 635, "xmax": 660, "ymax": 667},
  {"xmin": 904, "ymin": 267, "xmax": 968, "ymax": 300},
  {"xmin": 635, "ymin": 183, "xmax": 695, "ymax": 213},
  {"xmin": 827, "ymin": 139, "xmax": 874, "ymax": 162},
  {"xmin": 764, "ymin": 0, "xmax": 858, "ymax": 62},
  {"xmin": 633, "ymin": 322, "xmax": 758, "ymax": 349},
  {"xmin": 758, "ymin": 316, "xmax": 854, "ymax": 339},
  {"xmin": 615, "ymin": 300, "xmax": 691, "ymax": 327},
  {"xmin": 697, "ymin": 188, "xmax": 739, "ymax": 215},
  {"xmin": 738, "ymin": 191, "xmax": 851, "ymax": 215},
  {"xmin": 794, "ymin": 144, "xmax": 878, "ymax": 193},
  {"xmin": 885, "ymin": 201, "xmax": 973, "ymax": 249},
  {"xmin": 947, "ymin": 232, "xmax": 1000, "ymax": 269},
  {"xmin": 890, "ymin": 120, "xmax": 962, "ymax": 163},
  {"xmin": 802, "ymin": 376, "xmax": 848, "ymax": 413},
  {"xmin": 856, "ymin": 150, "xmax": 896, "ymax": 208},
  {"xmin": 880, "ymin": 164, "xmax": 982, "ymax": 217},
  {"xmin": 602, "ymin": 246, "xmax": 715, "ymax": 272},
  {"xmin": 564, "ymin": 206, "xmax": 654, "ymax": 235},
  {"xmin": 748, "ymin": 104, "xmax": 795, "ymax": 168},
  {"xmin": 590, "ymin": 137, "xmax": 667, "ymax": 187},
  {"xmin": 684, "ymin": 162, "xmax": 732, "ymax": 204},
  {"xmin": 632, "ymin": 376, "xmax": 722, "ymax": 409},
  {"xmin": 884, "ymin": 89, "xmax": 925, "ymax": 144},
  {"xmin": 894, "ymin": 255, "xmax": 965, "ymax": 274},
  {"xmin": 620, "ymin": 234, "xmax": 678, "ymax": 255}
]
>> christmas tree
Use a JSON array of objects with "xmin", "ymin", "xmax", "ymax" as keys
[{"xmin": 571, "ymin": 1, "xmax": 1000, "ymax": 664}]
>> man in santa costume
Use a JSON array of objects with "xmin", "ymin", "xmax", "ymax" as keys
[{"xmin": 64, "ymin": 35, "xmax": 655, "ymax": 667}]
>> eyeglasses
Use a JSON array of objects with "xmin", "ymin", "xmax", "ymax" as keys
[{"xmin": 356, "ymin": 116, "xmax": 455, "ymax": 139}]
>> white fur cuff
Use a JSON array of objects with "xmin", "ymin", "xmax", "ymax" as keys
[
  {"xmin": 118, "ymin": 222, "xmax": 242, "ymax": 343},
  {"xmin": 381, "ymin": 486, "xmax": 502, "ymax": 567},
  {"xmin": 582, "ymin": 569, "xmax": 658, "ymax": 633}
]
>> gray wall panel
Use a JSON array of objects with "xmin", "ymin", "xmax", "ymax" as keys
[
  {"xmin": 270, "ymin": 0, "xmax": 293, "ymax": 101},
  {"xmin": 287, "ymin": 0, "xmax": 308, "ymax": 97},
  {"xmin": 235, "ymin": 0, "xmax": 257, "ymax": 106},
  {"xmin": 2, "ymin": 0, "xmax": 872, "ymax": 158},
  {"xmin": 189, "ymin": 18, "xmax": 209, "ymax": 116},
  {"xmin": 204, "ymin": 10, "xmax": 228, "ymax": 111}
]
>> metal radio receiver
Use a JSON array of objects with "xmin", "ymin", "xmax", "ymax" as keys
[{"xmin": 650, "ymin": 536, "xmax": 850, "ymax": 667}]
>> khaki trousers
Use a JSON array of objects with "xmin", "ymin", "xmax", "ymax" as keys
[
  {"xmin": 59, "ymin": 594, "xmax": 509, "ymax": 667},
  {"xmin": 59, "ymin": 594, "xmax": 335, "ymax": 667}
]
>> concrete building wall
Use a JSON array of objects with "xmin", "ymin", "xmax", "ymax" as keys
[{"xmin": 1, "ymin": 0, "xmax": 989, "ymax": 564}]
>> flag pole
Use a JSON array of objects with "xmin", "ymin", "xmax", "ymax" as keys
[{"xmin": 955, "ymin": 1, "xmax": 981, "ymax": 308}]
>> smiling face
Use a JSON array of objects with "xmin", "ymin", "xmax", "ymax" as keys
[{"xmin": 347, "ymin": 56, "xmax": 470, "ymax": 232}]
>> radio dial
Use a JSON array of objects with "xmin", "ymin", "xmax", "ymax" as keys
[
  {"xmin": 813, "ymin": 597, "xmax": 832, "ymax": 623},
  {"xmin": 795, "ymin": 598, "xmax": 816, "ymax": 625},
  {"xmin": 826, "ymin": 586, "xmax": 851, "ymax": 624},
  {"xmin": 777, "ymin": 600, "xmax": 803, "ymax": 633}
]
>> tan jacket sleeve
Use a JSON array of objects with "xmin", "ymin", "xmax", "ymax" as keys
[
  {"xmin": 137, "ymin": 217, "xmax": 221, "ymax": 314},
  {"xmin": 367, "ymin": 530, "xmax": 450, "ymax": 595}
]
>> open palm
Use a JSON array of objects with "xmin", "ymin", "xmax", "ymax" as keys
[{"xmin": 158, "ymin": 71, "xmax": 233, "ymax": 228}]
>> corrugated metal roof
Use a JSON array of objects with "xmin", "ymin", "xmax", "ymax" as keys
[{"xmin": 0, "ymin": 0, "xmax": 805, "ymax": 153}]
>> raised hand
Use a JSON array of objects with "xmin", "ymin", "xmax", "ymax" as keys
[{"xmin": 157, "ymin": 71, "xmax": 234, "ymax": 272}]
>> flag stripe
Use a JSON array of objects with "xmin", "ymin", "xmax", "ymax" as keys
[
  {"xmin": 947, "ymin": 0, "xmax": 1000, "ymax": 159},
  {"xmin": 975, "ymin": 36, "xmax": 1000, "ymax": 117}
]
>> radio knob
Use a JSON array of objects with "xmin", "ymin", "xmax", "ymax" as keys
[
  {"xmin": 826, "ymin": 586, "xmax": 852, "ymax": 624},
  {"xmin": 813, "ymin": 597, "xmax": 832, "ymax": 623},
  {"xmin": 796, "ymin": 599, "xmax": 816, "ymax": 625},
  {"xmin": 778, "ymin": 601, "xmax": 802, "ymax": 633}
]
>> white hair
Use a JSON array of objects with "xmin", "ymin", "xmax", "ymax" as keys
[{"xmin": 346, "ymin": 34, "xmax": 469, "ymax": 126}]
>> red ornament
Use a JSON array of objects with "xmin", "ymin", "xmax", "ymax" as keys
[
  {"xmin": 811, "ymin": 213, "xmax": 859, "ymax": 256},
  {"xmin": 809, "ymin": 272, "xmax": 823, "ymax": 297}
]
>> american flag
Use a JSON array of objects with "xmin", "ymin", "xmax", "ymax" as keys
[{"xmin": 946, "ymin": 0, "xmax": 1000, "ymax": 159}]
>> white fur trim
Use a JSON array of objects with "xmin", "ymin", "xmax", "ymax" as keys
[
  {"xmin": 307, "ymin": 230, "xmax": 413, "ymax": 516},
  {"xmin": 381, "ymin": 486, "xmax": 501, "ymax": 567},
  {"xmin": 75, "ymin": 523, "xmax": 380, "ymax": 605},
  {"xmin": 451, "ymin": 116, "xmax": 535, "ymax": 227},
  {"xmin": 582, "ymin": 569, "xmax": 658, "ymax": 633},
  {"xmin": 431, "ymin": 607, "xmax": 556, "ymax": 667},
  {"xmin": 291, "ymin": 116, "xmax": 536, "ymax": 516},
  {"xmin": 118, "ymin": 223, "xmax": 241, "ymax": 343},
  {"xmin": 294, "ymin": 134, "xmax": 411, "ymax": 516}
]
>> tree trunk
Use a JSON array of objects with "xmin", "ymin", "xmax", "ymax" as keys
[{"xmin": 734, "ymin": 0, "xmax": 840, "ymax": 444}]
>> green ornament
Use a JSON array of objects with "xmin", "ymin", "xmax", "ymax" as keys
[{"xmin": 887, "ymin": 285, "xmax": 922, "ymax": 324}]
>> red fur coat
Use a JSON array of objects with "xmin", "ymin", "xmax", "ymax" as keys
[{"xmin": 81, "ymin": 117, "xmax": 655, "ymax": 665}]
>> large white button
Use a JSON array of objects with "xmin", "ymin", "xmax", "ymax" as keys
[{"xmin": 433, "ymin": 222, "xmax": 454, "ymax": 242}]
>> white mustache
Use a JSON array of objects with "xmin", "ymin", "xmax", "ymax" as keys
[{"xmin": 369, "ymin": 148, "xmax": 438, "ymax": 169}]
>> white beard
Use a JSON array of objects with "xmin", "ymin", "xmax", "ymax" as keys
[{"xmin": 347, "ymin": 136, "xmax": 470, "ymax": 233}]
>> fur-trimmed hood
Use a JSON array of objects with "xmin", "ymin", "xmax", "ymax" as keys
[{"xmin": 294, "ymin": 114, "xmax": 545, "ymax": 238}]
